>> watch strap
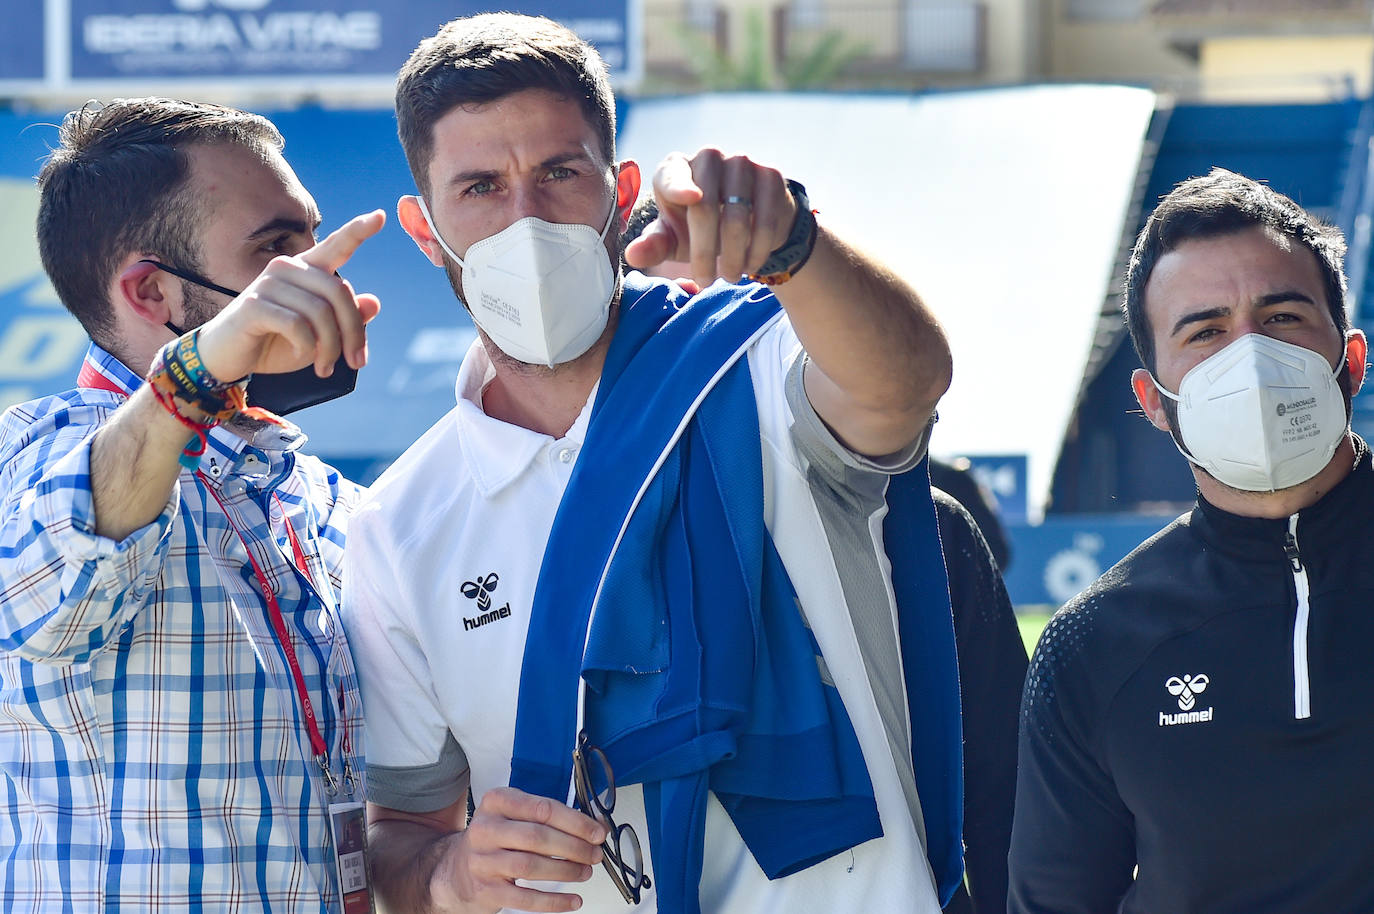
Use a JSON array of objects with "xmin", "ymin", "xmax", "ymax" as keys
[{"xmin": 747, "ymin": 179, "xmax": 818, "ymax": 286}]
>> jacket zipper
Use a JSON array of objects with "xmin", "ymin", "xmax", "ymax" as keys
[{"xmin": 1283, "ymin": 513, "xmax": 1311, "ymax": 720}]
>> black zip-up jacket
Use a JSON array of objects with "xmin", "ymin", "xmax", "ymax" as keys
[
  {"xmin": 1010, "ymin": 439, "xmax": 1374, "ymax": 914},
  {"xmin": 933, "ymin": 489, "xmax": 1025, "ymax": 914}
]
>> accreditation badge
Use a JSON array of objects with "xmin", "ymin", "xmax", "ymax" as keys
[{"xmin": 328, "ymin": 801, "xmax": 374, "ymax": 914}]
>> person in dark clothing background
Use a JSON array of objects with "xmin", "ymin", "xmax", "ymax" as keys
[
  {"xmin": 930, "ymin": 457, "xmax": 1012, "ymax": 571},
  {"xmin": 932, "ymin": 490, "xmax": 1025, "ymax": 914}
]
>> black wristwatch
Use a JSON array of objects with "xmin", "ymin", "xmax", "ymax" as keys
[{"xmin": 748, "ymin": 179, "xmax": 818, "ymax": 286}]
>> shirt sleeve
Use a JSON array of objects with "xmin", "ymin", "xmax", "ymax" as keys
[
  {"xmin": 746, "ymin": 316, "xmax": 932, "ymax": 487},
  {"xmin": 0, "ymin": 396, "xmax": 178, "ymax": 665},
  {"xmin": 1009, "ymin": 610, "xmax": 1136, "ymax": 914},
  {"xmin": 340, "ymin": 498, "xmax": 470, "ymax": 812}
]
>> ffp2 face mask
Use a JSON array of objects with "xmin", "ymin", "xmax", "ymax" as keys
[
  {"xmin": 1153, "ymin": 333, "xmax": 1349, "ymax": 492},
  {"xmin": 417, "ymin": 197, "xmax": 617, "ymax": 368}
]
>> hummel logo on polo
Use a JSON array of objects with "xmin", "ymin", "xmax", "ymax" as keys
[
  {"xmin": 1159, "ymin": 673, "xmax": 1213, "ymax": 726},
  {"xmin": 461, "ymin": 572, "xmax": 512, "ymax": 631}
]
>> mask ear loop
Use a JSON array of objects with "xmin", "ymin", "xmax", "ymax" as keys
[
  {"xmin": 595, "ymin": 192, "xmax": 619, "ymax": 242},
  {"xmin": 1151, "ymin": 374, "xmax": 1180, "ymax": 403},
  {"xmin": 1146, "ymin": 372, "xmax": 1203, "ymax": 468},
  {"xmin": 416, "ymin": 197, "xmax": 469, "ymax": 270}
]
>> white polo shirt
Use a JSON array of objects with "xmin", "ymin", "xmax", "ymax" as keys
[{"xmin": 343, "ymin": 314, "xmax": 942, "ymax": 914}]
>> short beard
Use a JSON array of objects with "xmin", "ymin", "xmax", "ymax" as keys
[
  {"xmin": 470, "ymin": 295, "xmax": 623, "ymax": 380},
  {"xmin": 178, "ymin": 279, "xmax": 221, "ymax": 332},
  {"xmin": 224, "ymin": 411, "xmax": 280, "ymax": 437}
]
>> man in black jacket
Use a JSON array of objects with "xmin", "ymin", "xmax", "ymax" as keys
[
  {"xmin": 933, "ymin": 490, "xmax": 1024, "ymax": 914},
  {"xmin": 1010, "ymin": 169, "xmax": 1374, "ymax": 913}
]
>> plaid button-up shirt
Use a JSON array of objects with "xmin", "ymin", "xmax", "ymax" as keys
[{"xmin": 0, "ymin": 344, "xmax": 366, "ymax": 912}]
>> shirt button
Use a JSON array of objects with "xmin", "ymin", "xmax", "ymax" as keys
[{"xmin": 557, "ymin": 448, "xmax": 575, "ymax": 464}]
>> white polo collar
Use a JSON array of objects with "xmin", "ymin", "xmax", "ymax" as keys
[{"xmin": 453, "ymin": 338, "xmax": 596, "ymax": 498}]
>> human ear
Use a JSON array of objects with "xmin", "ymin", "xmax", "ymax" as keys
[
  {"xmin": 614, "ymin": 160, "xmax": 642, "ymax": 233},
  {"xmin": 1346, "ymin": 329, "xmax": 1368, "ymax": 395},
  {"xmin": 397, "ymin": 195, "xmax": 446, "ymax": 268},
  {"xmin": 1131, "ymin": 367, "xmax": 1172, "ymax": 432},
  {"xmin": 116, "ymin": 258, "xmax": 177, "ymax": 328}
]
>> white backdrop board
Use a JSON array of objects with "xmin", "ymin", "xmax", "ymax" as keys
[{"xmin": 618, "ymin": 86, "xmax": 1157, "ymax": 517}]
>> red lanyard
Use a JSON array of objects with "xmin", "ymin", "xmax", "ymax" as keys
[
  {"xmin": 270, "ymin": 495, "xmax": 354, "ymax": 776},
  {"xmin": 203, "ymin": 478, "xmax": 338, "ymax": 790},
  {"xmin": 275, "ymin": 494, "xmax": 314, "ymax": 588},
  {"xmin": 77, "ymin": 360, "xmax": 127, "ymax": 395}
]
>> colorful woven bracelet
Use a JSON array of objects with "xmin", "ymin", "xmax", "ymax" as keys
[
  {"xmin": 147, "ymin": 380, "xmax": 216, "ymax": 470},
  {"xmin": 148, "ymin": 337, "xmax": 243, "ymax": 422},
  {"xmin": 154, "ymin": 331, "xmax": 242, "ymax": 403}
]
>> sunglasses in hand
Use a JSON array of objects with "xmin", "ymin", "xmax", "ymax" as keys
[{"xmin": 572, "ymin": 729, "xmax": 652, "ymax": 905}]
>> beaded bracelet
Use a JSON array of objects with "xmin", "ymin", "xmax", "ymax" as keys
[{"xmin": 147, "ymin": 332, "xmax": 270, "ymax": 469}]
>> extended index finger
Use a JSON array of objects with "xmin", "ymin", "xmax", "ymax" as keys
[
  {"xmin": 652, "ymin": 152, "xmax": 704, "ymax": 209},
  {"xmin": 301, "ymin": 210, "xmax": 387, "ymax": 273}
]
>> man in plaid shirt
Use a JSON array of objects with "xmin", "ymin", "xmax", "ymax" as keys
[{"xmin": 0, "ymin": 98, "xmax": 384, "ymax": 911}]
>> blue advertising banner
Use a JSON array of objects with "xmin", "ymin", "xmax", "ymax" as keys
[
  {"xmin": 69, "ymin": 0, "xmax": 637, "ymax": 82},
  {"xmin": 0, "ymin": 116, "xmax": 89, "ymax": 417},
  {"xmin": 963, "ymin": 453, "xmax": 1028, "ymax": 524},
  {"xmin": 0, "ymin": 2, "xmax": 46, "ymax": 81},
  {"xmin": 1002, "ymin": 514, "xmax": 1178, "ymax": 608}
]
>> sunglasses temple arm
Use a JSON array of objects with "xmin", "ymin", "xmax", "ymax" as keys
[{"xmin": 601, "ymin": 852, "xmax": 635, "ymax": 904}]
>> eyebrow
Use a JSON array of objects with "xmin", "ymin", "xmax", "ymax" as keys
[
  {"xmin": 1255, "ymin": 290, "xmax": 1318, "ymax": 309},
  {"xmin": 1168, "ymin": 290, "xmax": 1321, "ymax": 338},
  {"xmin": 444, "ymin": 150, "xmax": 602, "ymax": 189},
  {"xmin": 1170, "ymin": 306, "xmax": 1230, "ymax": 338},
  {"xmin": 247, "ymin": 214, "xmax": 321, "ymax": 241}
]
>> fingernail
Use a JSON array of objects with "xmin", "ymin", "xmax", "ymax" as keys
[{"xmin": 354, "ymin": 347, "xmax": 367, "ymax": 367}]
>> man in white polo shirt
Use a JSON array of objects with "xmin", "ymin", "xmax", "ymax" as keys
[{"xmin": 342, "ymin": 12, "xmax": 961, "ymax": 914}]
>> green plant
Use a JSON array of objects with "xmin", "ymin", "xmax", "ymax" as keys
[
  {"xmin": 782, "ymin": 27, "xmax": 870, "ymax": 89},
  {"xmin": 675, "ymin": 7, "xmax": 869, "ymax": 91}
]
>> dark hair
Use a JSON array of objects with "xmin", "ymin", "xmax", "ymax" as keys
[
  {"xmin": 36, "ymin": 97, "xmax": 282, "ymax": 347},
  {"xmin": 395, "ymin": 13, "xmax": 617, "ymax": 198},
  {"xmin": 1123, "ymin": 168, "xmax": 1349, "ymax": 374}
]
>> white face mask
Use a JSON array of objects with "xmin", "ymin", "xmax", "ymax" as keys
[
  {"xmin": 417, "ymin": 197, "xmax": 618, "ymax": 368},
  {"xmin": 1153, "ymin": 333, "xmax": 1350, "ymax": 492}
]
